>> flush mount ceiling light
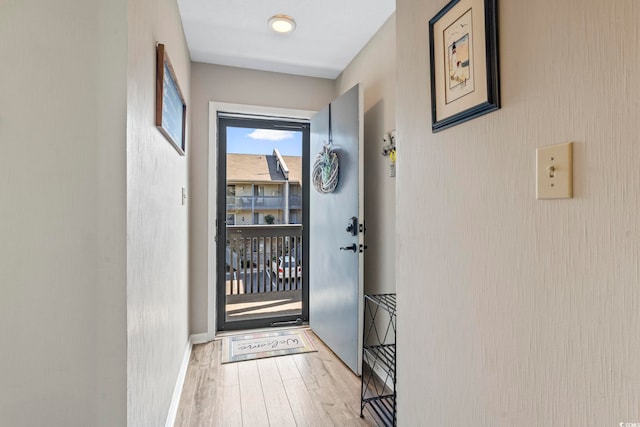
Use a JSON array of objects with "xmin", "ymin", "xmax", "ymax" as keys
[{"xmin": 268, "ymin": 14, "xmax": 296, "ymax": 34}]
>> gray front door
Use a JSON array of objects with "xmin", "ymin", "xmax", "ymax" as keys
[{"xmin": 309, "ymin": 84, "xmax": 364, "ymax": 374}]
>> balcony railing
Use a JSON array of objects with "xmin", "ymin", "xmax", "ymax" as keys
[
  {"xmin": 226, "ymin": 195, "xmax": 302, "ymax": 211},
  {"xmin": 225, "ymin": 225, "xmax": 303, "ymax": 295}
]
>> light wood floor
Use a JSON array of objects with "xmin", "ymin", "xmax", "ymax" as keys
[{"xmin": 174, "ymin": 330, "xmax": 378, "ymax": 427}]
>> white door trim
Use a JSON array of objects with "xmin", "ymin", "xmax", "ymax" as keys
[{"xmin": 207, "ymin": 102, "xmax": 316, "ymax": 340}]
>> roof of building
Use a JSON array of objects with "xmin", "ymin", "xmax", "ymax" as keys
[{"xmin": 227, "ymin": 153, "xmax": 303, "ymax": 184}]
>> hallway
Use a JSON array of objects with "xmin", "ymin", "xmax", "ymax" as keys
[{"xmin": 175, "ymin": 331, "xmax": 377, "ymax": 426}]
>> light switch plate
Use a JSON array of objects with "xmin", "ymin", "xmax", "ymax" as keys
[{"xmin": 536, "ymin": 142, "xmax": 573, "ymax": 199}]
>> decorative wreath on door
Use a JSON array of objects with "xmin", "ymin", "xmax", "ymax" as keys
[{"xmin": 312, "ymin": 144, "xmax": 339, "ymax": 193}]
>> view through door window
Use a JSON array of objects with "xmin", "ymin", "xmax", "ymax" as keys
[{"xmin": 223, "ymin": 123, "xmax": 306, "ymax": 326}]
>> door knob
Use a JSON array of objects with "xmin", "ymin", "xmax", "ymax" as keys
[{"xmin": 340, "ymin": 244, "xmax": 357, "ymax": 252}]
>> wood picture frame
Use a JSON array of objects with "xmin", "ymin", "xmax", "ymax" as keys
[
  {"xmin": 156, "ymin": 43, "xmax": 186, "ymax": 155},
  {"xmin": 429, "ymin": 0, "xmax": 500, "ymax": 132}
]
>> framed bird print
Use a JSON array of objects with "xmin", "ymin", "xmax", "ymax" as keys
[{"xmin": 429, "ymin": 0, "xmax": 500, "ymax": 132}]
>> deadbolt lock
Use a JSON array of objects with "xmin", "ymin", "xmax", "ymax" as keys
[{"xmin": 346, "ymin": 216, "xmax": 358, "ymax": 236}]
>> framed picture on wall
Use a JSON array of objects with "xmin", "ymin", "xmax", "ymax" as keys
[
  {"xmin": 156, "ymin": 43, "xmax": 186, "ymax": 155},
  {"xmin": 429, "ymin": 0, "xmax": 500, "ymax": 132}
]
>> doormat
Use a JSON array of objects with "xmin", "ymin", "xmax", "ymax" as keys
[{"xmin": 221, "ymin": 329, "xmax": 317, "ymax": 364}]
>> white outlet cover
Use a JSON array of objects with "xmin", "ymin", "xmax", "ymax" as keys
[{"xmin": 536, "ymin": 142, "xmax": 573, "ymax": 199}]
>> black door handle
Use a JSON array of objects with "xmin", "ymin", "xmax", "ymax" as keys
[{"xmin": 339, "ymin": 244, "xmax": 357, "ymax": 252}]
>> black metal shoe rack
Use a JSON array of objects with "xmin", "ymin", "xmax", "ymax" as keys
[{"xmin": 360, "ymin": 293, "xmax": 396, "ymax": 426}]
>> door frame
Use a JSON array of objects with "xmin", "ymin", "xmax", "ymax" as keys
[
  {"xmin": 216, "ymin": 114, "xmax": 310, "ymax": 331},
  {"xmin": 207, "ymin": 102, "xmax": 315, "ymax": 339}
]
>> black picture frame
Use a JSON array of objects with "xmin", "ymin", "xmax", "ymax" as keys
[
  {"xmin": 156, "ymin": 43, "xmax": 186, "ymax": 155},
  {"xmin": 429, "ymin": 0, "xmax": 500, "ymax": 132}
]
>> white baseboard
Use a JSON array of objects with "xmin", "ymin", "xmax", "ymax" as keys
[
  {"xmin": 190, "ymin": 332, "xmax": 209, "ymax": 345},
  {"xmin": 165, "ymin": 333, "xmax": 216, "ymax": 427},
  {"xmin": 165, "ymin": 338, "xmax": 194, "ymax": 427}
]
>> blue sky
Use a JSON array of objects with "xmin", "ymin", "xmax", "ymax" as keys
[{"xmin": 227, "ymin": 127, "xmax": 302, "ymax": 156}]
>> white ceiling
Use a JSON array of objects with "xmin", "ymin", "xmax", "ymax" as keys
[{"xmin": 178, "ymin": 0, "xmax": 396, "ymax": 79}]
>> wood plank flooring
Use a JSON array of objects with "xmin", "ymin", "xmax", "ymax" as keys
[
  {"xmin": 226, "ymin": 290, "xmax": 302, "ymax": 322},
  {"xmin": 174, "ymin": 330, "xmax": 377, "ymax": 427}
]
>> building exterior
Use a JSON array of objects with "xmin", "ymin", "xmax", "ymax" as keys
[{"xmin": 226, "ymin": 150, "xmax": 302, "ymax": 225}]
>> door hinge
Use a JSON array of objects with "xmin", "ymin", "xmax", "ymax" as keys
[
  {"xmin": 359, "ymin": 223, "xmax": 366, "ymax": 233},
  {"xmin": 359, "ymin": 244, "xmax": 368, "ymax": 253}
]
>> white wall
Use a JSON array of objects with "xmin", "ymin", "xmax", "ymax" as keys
[
  {"xmin": 0, "ymin": 1, "xmax": 128, "ymax": 426},
  {"xmin": 126, "ymin": 0, "xmax": 191, "ymax": 425},
  {"xmin": 336, "ymin": 14, "xmax": 396, "ymax": 296},
  {"xmin": 396, "ymin": 0, "xmax": 640, "ymax": 425},
  {"xmin": 189, "ymin": 63, "xmax": 334, "ymax": 333}
]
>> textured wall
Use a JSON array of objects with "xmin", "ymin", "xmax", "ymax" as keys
[
  {"xmin": 189, "ymin": 63, "xmax": 334, "ymax": 333},
  {"xmin": 126, "ymin": 0, "xmax": 191, "ymax": 425},
  {"xmin": 0, "ymin": 1, "xmax": 128, "ymax": 426},
  {"xmin": 396, "ymin": 0, "xmax": 640, "ymax": 425},
  {"xmin": 336, "ymin": 14, "xmax": 397, "ymax": 296}
]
